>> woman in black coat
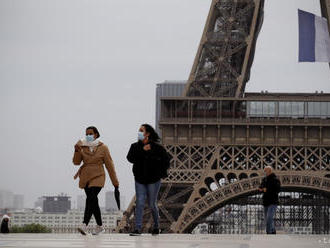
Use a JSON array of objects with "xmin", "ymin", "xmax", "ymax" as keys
[
  {"xmin": 127, "ymin": 124, "xmax": 170, "ymax": 236},
  {"xmin": 1, "ymin": 215, "xmax": 10, "ymax": 233}
]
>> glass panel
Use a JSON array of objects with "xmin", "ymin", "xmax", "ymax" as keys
[
  {"xmin": 320, "ymin": 102, "xmax": 328, "ymax": 117},
  {"xmin": 249, "ymin": 102, "xmax": 257, "ymax": 116},
  {"xmin": 263, "ymin": 102, "xmax": 275, "ymax": 117},
  {"xmin": 162, "ymin": 100, "xmax": 175, "ymax": 119},
  {"xmin": 176, "ymin": 100, "xmax": 189, "ymax": 118},
  {"xmin": 279, "ymin": 102, "xmax": 292, "ymax": 117},
  {"xmin": 308, "ymin": 102, "xmax": 321, "ymax": 117},
  {"xmin": 307, "ymin": 102, "xmax": 313, "ymax": 117},
  {"xmin": 256, "ymin": 102, "xmax": 263, "ymax": 116},
  {"xmin": 315, "ymin": 102, "xmax": 321, "ymax": 116},
  {"xmin": 291, "ymin": 102, "xmax": 304, "ymax": 117},
  {"xmin": 248, "ymin": 101, "xmax": 264, "ymax": 117}
]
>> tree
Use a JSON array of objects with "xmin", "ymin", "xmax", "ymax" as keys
[{"xmin": 10, "ymin": 223, "xmax": 51, "ymax": 233}]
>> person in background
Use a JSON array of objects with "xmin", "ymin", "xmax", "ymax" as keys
[
  {"xmin": 0, "ymin": 215, "xmax": 10, "ymax": 233},
  {"xmin": 127, "ymin": 124, "xmax": 170, "ymax": 236},
  {"xmin": 73, "ymin": 126, "xmax": 120, "ymax": 235},
  {"xmin": 258, "ymin": 166, "xmax": 281, "ymax": 234}
]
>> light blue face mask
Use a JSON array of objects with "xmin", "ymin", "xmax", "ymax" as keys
[
  {"xmin": 138, "ymin": 131, "xmax": 145, "ymax": 141},
  {"xmin": 86, "ymin": 135, "xmax": 95, "ymax": 142}
]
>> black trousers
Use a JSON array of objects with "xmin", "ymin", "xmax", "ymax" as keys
[{"xmin": 83, "ymin": 186, "xmax": 102, "ymax": 226}]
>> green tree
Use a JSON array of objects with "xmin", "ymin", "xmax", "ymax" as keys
[{"xmin": 10, "ymin": 224, "xmax": 51, "ymax": 233}]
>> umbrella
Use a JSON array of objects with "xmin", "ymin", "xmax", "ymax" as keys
[{"xmin": 114, "ymin": 187, "xmax": 120, "ymax": 210}]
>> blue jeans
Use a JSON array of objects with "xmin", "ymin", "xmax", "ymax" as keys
[
  {"xmin": 264, "ymin": 204, "xmax": 277, "ymax": 234},
  {"xmin": 135, "ymin": 180, "xmax": 161, "ymax": 231}
]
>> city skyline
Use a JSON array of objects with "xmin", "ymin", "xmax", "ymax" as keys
[
  {"xmin": 0, "ymin": 190, "xmax": 127, "ymax": 212},
  {"xmin": 0, "ymin": 190, "xmax": 24, "ymax": 210}
]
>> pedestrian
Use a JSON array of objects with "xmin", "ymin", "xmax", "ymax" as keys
[
  {"xmin": 0, "ymin": 215, "xmax": 10, "ymax": 234},
  {"xmin": 127, "ymin": 124, "xmax": 170, "ymax": 236},
  {"xmin": 73, "ymin": 126, "xmax": 120, "ymax": 235},
  {"xmin": 258, "ymin": 166, "xmax": 281, "ymax": 234}
]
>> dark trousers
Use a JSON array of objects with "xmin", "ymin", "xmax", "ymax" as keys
[
  {"xmin": 83, "ymin": 186, "xmax": 102, "ymax": 226},
  {"xmin": 264, "ymin": 204, "xmax": 277, "ymax": 234},
  {"xmin": 135, "ymin": 180, "xmax": 161, "ymax": 230}
]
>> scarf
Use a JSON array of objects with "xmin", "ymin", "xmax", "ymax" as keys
[{"xmin": 80, "ymin": 138, "xmax": 100, "ymax": 152}]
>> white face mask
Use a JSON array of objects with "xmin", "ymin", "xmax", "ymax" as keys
[
  {"xmin": 86, "ymin": 134, "xmax": 95, "ymax": 142},
  {"xmin": 138, "ymin": 131, "xmax": 144, "ymax": 141}
]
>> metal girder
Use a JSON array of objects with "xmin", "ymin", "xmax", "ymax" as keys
[{"xmin": 203, "ymin": 191, "xmax": 330, "ymax": 234}]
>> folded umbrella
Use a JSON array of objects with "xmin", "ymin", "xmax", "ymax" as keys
[{"xmin": 114, "ymin": 187, "xmax": 120, "ymax": 210}]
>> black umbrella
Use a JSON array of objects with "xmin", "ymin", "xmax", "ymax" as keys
[{"xmin": 114, "ymin": 187, "xmax": 120, "ymax": 210}]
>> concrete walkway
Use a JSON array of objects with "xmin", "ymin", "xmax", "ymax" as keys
[{"xmin": 0, "ymin": 234, "xmax": 329, "ymax": 248}]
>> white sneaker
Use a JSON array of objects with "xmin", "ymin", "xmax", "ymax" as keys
[
  {"xmin": 92, "ymin": 225, "xmax": 105, "ymax": 235},
  {"xmin": 77, "ymin": 223, "xmax": 88, "ymax": 235}
]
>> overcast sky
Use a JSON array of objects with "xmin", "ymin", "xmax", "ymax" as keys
[{"xmin": 0, "ymin": 0, "xmax": 329, "ymax": 209}]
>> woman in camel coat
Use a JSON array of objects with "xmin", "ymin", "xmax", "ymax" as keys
[{"xmin": 73, "ymin": 126, "xmax": 119, "ymax": 235}]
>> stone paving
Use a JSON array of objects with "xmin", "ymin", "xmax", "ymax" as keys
[{"xmin": 0, "ymin": 234, "xmax": 330, "ymax": 248}]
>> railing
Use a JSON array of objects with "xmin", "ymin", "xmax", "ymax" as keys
[
  {"xmin": 160, "ymin": 117, "xmax": 330, "ymax": 125},
  {"xmin": 160, "ymin": 98, "xmax": 330, "ymax": 122}
]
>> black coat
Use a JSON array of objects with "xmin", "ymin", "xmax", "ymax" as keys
[
  {"xmin": 1, "ymin": 219, "xmax": 9, "ymax": 233},
  {"xmin": 259, "ymin": 173, "xmax": 281, "ymax": 206},
  {"xmin": 127, "ymin": 141, "xmax": 170, "ymax": 184}
]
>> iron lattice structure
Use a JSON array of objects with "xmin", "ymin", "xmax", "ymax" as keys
[
  {"xmin": 205, "ymin": 192, "xmax": 330, "ymax": 234},
  {"xmin": 183, "ymin": 0, "xmax": 265, "ymax": 98},
  {"xmin": 117, "ymin": 0, "xmax": 330, "ymax": 234}
]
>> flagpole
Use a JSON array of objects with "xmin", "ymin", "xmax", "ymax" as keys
[{"xmin": 320, "ymin": 0, "xmax": 330, "ymax": 67}]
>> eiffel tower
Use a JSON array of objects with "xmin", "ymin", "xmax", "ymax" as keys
[{"xmin": 118, "ymin": 0, "xmax": 330, "ymax": 234}]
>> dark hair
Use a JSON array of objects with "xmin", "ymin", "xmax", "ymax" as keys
[
  {"xmin": 142, "ymin": 124, "xmax": 160, "ymax": 142},
  {"xmin": 86, "ymin": 126, "xmax": 100, "ymax": 138}
]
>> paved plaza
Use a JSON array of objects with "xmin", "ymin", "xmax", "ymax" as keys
[{"xmin": 0, "ymin": 234, "xmax": 330, "ymax": 248}]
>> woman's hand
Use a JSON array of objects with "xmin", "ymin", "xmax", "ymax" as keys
[{"xmin": 75, "ymin": 144, "xmax": 82, "ymax": 152}]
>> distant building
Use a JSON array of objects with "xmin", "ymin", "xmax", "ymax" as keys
[
  {"xmin": 155, "ymin": 81, "xmax": 186, "ymax": 134},
  {"xmin": 34, "ymin": 197, "xmax": 44, "ymax": 210},
  {"xmin": 76, "ymin": 195, "xmax": 86, "ymax": 211},
  {"xmin": 0, "ymin": 190, "xmax": 13, "ymax": 209},
  {"xmin": 42, "ymin": 195, "xmax": 71, "ymax": 214},
  {"xmin": 0, "ymin": 191, "xmax": 24, "ymax": 211},
  {"xmin": 105, "ymin": 191, "xmax": 125, "ymax": 212},
  {"xmin": 13, "ymin": 194, "xmax": 24, "ymax": 210},
  {"xmin": 10, "ymin": 209, "xmax": 123, "ymax": 233}
]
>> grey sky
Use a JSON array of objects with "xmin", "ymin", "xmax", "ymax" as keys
[{"xmin": 0, "ymin": 0, "xmax": 329, "ymax": 209}]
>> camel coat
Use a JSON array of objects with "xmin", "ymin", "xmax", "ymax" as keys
[{"xmin": 72, "ymin": 140, "xmax": 119, "ymax": 189}]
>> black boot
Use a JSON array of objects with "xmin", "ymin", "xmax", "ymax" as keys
[
  {"xmin": 152, "ymin": 228, "xmax": 160, "ymax": 236},
  {"xmin": 129, "ymin": 229, "xmax": 142, "ymax": 236}
]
